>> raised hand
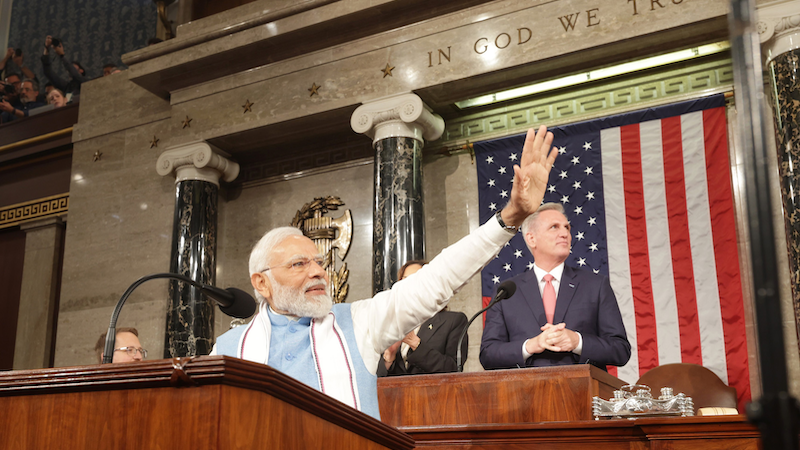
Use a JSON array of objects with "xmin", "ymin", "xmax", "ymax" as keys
[{"xmin": 502, "ymin": 125, "xmax": 558, "ymax": 227}]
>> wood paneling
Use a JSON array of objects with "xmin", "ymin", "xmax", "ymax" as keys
[
  {"xmin": 378, "ymin": 365, "xmax": 624, "ymax": 427},
  {"xmin": 0, "ymin": 356, "xmax": 413, "ymax": 450}
]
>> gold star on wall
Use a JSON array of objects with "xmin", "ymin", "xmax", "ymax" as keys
[
  {"xmin": 242, "ymin": 99, "xmax": 254, "ymax": 113},
  {"xmin": 382, "ymin": 63, "xmax": 395, "ymax": 78},
  {"xmin": 182, "ymin": 116, "xmax": 193, "ymax": 129},
  {"xmin": 92, "ymin": 150, "xmax": 103, "ymax": 162},
  {"xmin": 150, "ymin": 136, "xmax": 159, "ymax": 148},
  {"xmin": 308, "ymin": 83, "xmax": 320, "ymax": 97}
]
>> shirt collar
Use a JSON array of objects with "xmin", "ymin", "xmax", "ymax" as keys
[{"xmin": 533, "ymin": 262, "xmax": 565, "ymax": 283}]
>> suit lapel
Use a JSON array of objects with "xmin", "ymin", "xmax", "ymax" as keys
[
  {"xmin": 554, "ymin": 266, "xmax": 578, "ymax": 324},
  {"xmin": 415, "ymin": 314, "xmax": 442, "ymax": 342},
  {"xmin": 518, "ymin": 270, "xmax": 547, "ymax": 326}
]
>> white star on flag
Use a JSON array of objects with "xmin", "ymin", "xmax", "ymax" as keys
[
  {"xmin": 571, "ymin": 156, "xmax": 580, "ymax": 165},
  {"xmin": 572, "ymin": 181, "xmax": 582, "ymax": 190},
  {"xmin": 527, "ymin": 261, "xmax": 535, "ymax": 270},
  {"xmin": 576, "ymin": 232, "xmax": 585, "ymax": 241},
  {"xmin": 513, "ymin": 249, "xmax": 523, "ymax": 258},
  {"xmin": 584, "ymin": 166, "xmax": 594, "ymax": 175},
  {"xmin": 500, "ymin": 190, "xmax": 508, "ymax": 198},
  {"xmin": 574, "ymin": 206, "xmax": 583, "ymax": 215},
  {"xmin": 559, "ymin": 170, "xmax": 568, "ymax": 179},
  {"xmin": 590, "ymin": 242, "xmax": 598, "ymax": 252},
  {"xmin": 498, "ymin": 166, "xmax": 507, "ymax": 174},
  {"xmin": 488, "ymin": 179, "xmax": 496, "ymax": 187},
  {"xmin": 489, "ymin": 202, "xmax": 497, "ymax": 210},
  {"xmin": 577, "ymin": 257, "xmax": 587, "ymax": 266},
  {"xmin": 561, "ymin": 195, "xmax": 570, "ymax": 203},
  {"xmin": 583, "ymin": 142, "xmax": 592, "ymax": 150},
  {"xmin": 548, "ymin": 185, "xmax": 556, "ymax": 193},
  {"xmin": 558, "ymin": 146, "xmax": 567, "ymax": 154},
  {"xmin": 503, "ymin": 263, "xmax": 512, "ymax": 272},
  {"xmin": 486, "ymin": 156, "xmax": 494, "ymax": 164},
  {"xmin": 586, "ymin": 191, "xmax": 595, "ymax": 200},
  {"xmin": 509, "ymin": 153, "xmax": 518, "ymax": 161},
  {"xmin": 588, "ymin": 217, "xmax": 597, "ymax": 226},
  {"xmin": 492, "ymin": 275, "xmax": 500, "ymax": 284}
]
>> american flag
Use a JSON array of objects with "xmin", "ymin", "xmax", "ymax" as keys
[{"xmin": 475, "ymin": 94, "xmax": 751, "ymax": 410}]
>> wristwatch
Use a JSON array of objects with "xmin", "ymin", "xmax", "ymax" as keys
[{"xmin": 495, "ymin": 210, "xmax": 518, "ymax": 233}]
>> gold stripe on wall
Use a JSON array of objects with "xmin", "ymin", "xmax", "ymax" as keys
[{"xmin": 0, "ymin": 193, "xmax": 69, "ymax": 229}]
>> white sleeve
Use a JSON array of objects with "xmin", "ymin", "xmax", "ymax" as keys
[{"xmin": 351, "ymin": 215, "xmax": 513, "ymax": 374}]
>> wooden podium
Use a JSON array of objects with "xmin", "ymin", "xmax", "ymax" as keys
[
  {"xmin": 378, "ymin": 365, "xmax": 623, "ymax": 426},
  {"xmin": 0, "ymin": 356, "xmax": 413, "ymax": 450},
  {"xmin": 377, "ymin": 366, "xmax": 762, "ymax": 449}
]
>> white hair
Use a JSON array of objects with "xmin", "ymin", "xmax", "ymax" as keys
[
  {"xmin": 248, "ymin": 226, "xmax": 304, "ymax": 303},
  {"xmin": 521, "ymin": 202, "xmax": 566, "ymax": 235}
]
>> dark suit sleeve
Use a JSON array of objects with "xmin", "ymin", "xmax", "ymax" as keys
[
  {"xmin": 479, "ymin": 299, "xmax": 530, "ymax": 369},
  {"xmin": 577, "ymin": 276, "xmax": 631, "ymax": 367},
  {"xmin": 377, "ymin": 349, "xmax": 408, "ymax": 377},
  {"xmin": 405, "ymin": 312, "xmax": 468, "ymax": 373},
  {"xmin": 41, "ymin": 54, "xmax": 69, "ymax": 92}
]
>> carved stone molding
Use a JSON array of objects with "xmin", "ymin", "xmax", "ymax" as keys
[
  {"xmin": 156, "ymin": 141, "xmax": 240, "ymax": 186},
  {"xmin": 757, "ymin": 0, "xmax": 800, "ymax": 63},
  {"xmin": 351, "ymin": 93, "xmax": 445, "ymax": 144}
]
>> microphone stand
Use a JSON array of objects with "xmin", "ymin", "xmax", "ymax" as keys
[
  {"xmin": 102, "ymin": 272, "xmax": 254, "ymax": 364},
  {"xmin": 456, "ymin": 295, "xmax": 505, "ymax": 372}
]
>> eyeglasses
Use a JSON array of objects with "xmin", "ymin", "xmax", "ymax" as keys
[
  {"xmin": 263, "ymin": 256, "xmax": 326, "ymax": 273},
  {"xmin": 114, "ymin": 346, "xmax": 147, "ymax": 359}
]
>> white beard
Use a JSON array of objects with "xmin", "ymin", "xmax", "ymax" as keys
[{"xmin": 267, "ymin": 273, "xmax": 333, "ymax": 319}]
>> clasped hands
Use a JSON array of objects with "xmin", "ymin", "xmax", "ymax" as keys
[
  {"xmin": 525, "ymin": 323, "xmax": 579, "ymax": 354},
  {"xmin": 382, "ymin": 330, "xmax": 421, "ymax": 368}
]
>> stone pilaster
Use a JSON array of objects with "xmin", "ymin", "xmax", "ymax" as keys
[
  {"xmin": 156, "ymin": 141, "xmax": 239, "ymax": 357},
  {"xmin": 13, "ymin": 216, "xmax": 65, "ymax": 369},
  {"xmin": 759, "ymin": 0, "xmax": 800, "ymax": 367},
  {"xmin": 351, "ymin": 93, "xmax": 444, "ymax": 293}
]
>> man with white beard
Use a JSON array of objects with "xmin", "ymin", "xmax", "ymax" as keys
[{"xmin": 211, "ymin": 125, "xmax": 558, "ymax": 419}]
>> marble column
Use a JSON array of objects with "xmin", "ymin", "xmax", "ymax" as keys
[
  {"xmin": 351, "ymin": 93, "xmax": 444, "ymax": 293},
  {"xmin": 13, "ymin": 216, "xmax": 65, "ymax": 369},
  {"xmin": 760, "ymin": 1, "xmax": 800, "ymax": 357},
  {"xmin": 156, "ymin": 141, "xmax": 239, "ymax": 357}
]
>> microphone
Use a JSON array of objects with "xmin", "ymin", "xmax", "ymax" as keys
[
  {"xmin": 102, "ymin": 273, "xmax": 257, "ymax": 364},
  {"xmin": 456, "ymin": 280, "xmax": 516, "ymax": 372}
]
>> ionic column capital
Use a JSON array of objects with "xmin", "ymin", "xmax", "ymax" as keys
[
  {"xmin": 757, "ymin": 0, "xmax": 800, "ymax": 63},
  {"xmin": 351, "ymin": 93, "xmax": 445, "ymax": 145},
  {"xmin": 156, "ymin": 141, "xmax": 240, "ymax": 186}
]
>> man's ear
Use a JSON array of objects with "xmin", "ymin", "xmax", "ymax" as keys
[
  {"xmin": 524, "ymin": 232, "xmax": 536, "ymax": 250},
  {"xmin": 251, "ymin": 272, "xmax": 272, "ymax": 300}
]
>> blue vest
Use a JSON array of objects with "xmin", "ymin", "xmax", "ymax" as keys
[{"xmin": 214, "ymin": 303, "xmax": 380, "ymax": 419}]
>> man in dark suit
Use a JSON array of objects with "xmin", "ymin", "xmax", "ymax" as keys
[
  {"xmin": 378, "ymin": 261, "xmax": 469, "ymax": 376},
  {"xmin": 479, "ymin": 203, "xmax": 631, "ymax": 370}
]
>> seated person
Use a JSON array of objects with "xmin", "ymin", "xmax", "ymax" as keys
[
  {"xmin": 47, "ymin": 88, "xmax": 67, "ymax": 108},
  {"xmin": 103, "ymin": 63, "xmax": 121, "ymax": 76},
  {"xmin": 0, "ymin": 78, "xmax": 46, "ymax": 122},
  {"xmin": 480, "ymin": 202, "xmax": 631, "ymax": 371},
  {"xmin": 378, "ymin": 260, "xmax": 468, "ymax": 376},
  {"xmin": 210, "ymin": 126, "xmax": 558, "ymax": 419},
  {"xmin": 95, "ymin": 327, "xmax": 147, "ymax": 363}
]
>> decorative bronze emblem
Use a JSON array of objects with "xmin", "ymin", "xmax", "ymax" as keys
[{"xmin": 292, "ymin": 196, "xmax": 353, "ymax": 303}]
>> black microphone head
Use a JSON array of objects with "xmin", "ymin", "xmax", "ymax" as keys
[
  {"xmin": 218, "ymin": 287, "xmax": 257, "ymax": 318},
  {"xmin": 496, "ymin": 280, "xmax": 517, "ymax": 301}
]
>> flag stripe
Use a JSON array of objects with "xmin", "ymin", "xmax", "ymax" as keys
[
  {"xmin": 640, "ymin": 120, "xmax": 683, "ymax": 367},
  {"xmin": 703, "ymin": 107, "xmax": 751, "ymax": 407},
  {"xmin": 661, "ymin": 116, "xmax": 704, "ymax": 365},
  {"xmin": 600, "ymin": 127, "xmax": 640, "ymax": 383},
  {"xmin": 620, "ymin": 124, "xmax": 659, "ymax": 373},
  {"xmin": 680, "ymin": 112, "xmax": 729, "ymax": 384}
]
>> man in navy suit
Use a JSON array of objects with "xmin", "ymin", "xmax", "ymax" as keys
[{"xmin": 480, "ymin": 203, "xmax": 631, "ymax": 370}]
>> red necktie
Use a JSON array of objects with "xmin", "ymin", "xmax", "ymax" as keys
[{"xmin": 543, "ymin": 274, "xmax": 556, "ymax": 324}]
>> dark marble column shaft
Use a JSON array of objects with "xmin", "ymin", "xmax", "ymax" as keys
[
  {"xmin": 164, "ymin": 180, "xmax": 218, "ymax": 358},
  {"xmin": 373, "ymin": 136, "xmax": 425, "ymax": 293},
  {"xmin": 768, "ymin": 47, "xmax": 800, "ymax": 352}
]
